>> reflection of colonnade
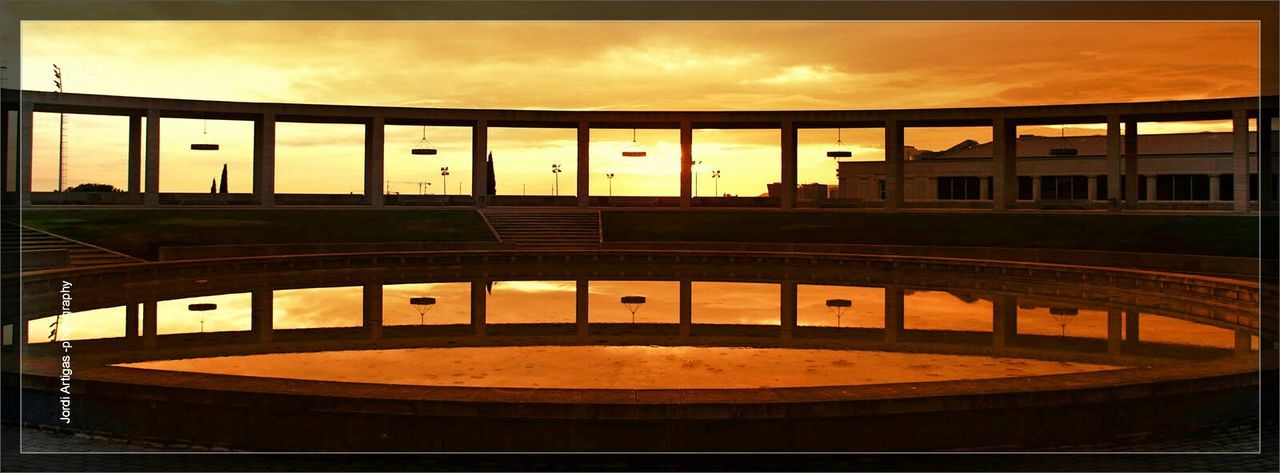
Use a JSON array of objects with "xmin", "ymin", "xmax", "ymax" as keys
[{"xmin": 110, "ymin": 281, "xmax": 1252, "ymax": 356}]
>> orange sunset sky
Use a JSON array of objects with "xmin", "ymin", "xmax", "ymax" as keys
[{"xmin": 17, "ymin": 21, "xmax": 1261, "ymax": 196}]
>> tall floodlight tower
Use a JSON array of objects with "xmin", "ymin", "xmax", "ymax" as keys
[{"xmin": 53, "ymin": 64, "xmax": 67, "ymax": 191}]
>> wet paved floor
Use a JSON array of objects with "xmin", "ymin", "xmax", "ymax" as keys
[{"xmin": 3, "ymin": 418, "xmax": 1276, "ymax": 471}]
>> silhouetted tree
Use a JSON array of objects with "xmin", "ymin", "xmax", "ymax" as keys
[
  {"xmin": 210, "ymin": 179, "xmax": 217, "ymax": 194},
  {"xmin": 65, "ymin": 183, "xmax": 122, "ymax": 193},
  {"xmin": 219, "ymin": 163, "xmax": 229, "ymax": 194}
]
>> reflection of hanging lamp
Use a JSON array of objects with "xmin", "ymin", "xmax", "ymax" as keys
[
  {"xmin": 188, "ymin": 303, "xmax": 217, "ymax": 333},
  {"xmin": 411, "ymin": 125, "xmax": 438, "ymax": 155},
  {"xmin": 1048, "ymin": 307, "xmax": 1079, "ymax": 336},
  {"xmin": 621, "ymin": 128, "xmax": 647, "ymax": 157},
  {"xmin": 826, "ymin": 128, "xmax": 852, "ymax": 159},
  {"xmin": 621, "ymin": 295, "xmax": 647, "ymax": 323},
  {"xmin": 826, "ymin": 298, "xmax": 853, "ymax": 327},
  {"xmin": 410, "ymin": 296, "xmax": 437, "ymax": 325},
  {"xmin": 190, "ymin": 119, "xmax": 220, "ymax": 151}
]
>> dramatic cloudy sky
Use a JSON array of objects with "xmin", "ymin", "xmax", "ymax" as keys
[{"xmin": 19, "ymin": 21, "xmax": 1260, "ymax": 196}]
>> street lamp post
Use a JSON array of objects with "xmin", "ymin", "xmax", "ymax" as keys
[
  {"xmin": 693, "ymin": 161, "xmax": 703, "ymax": 197},
  {"xmin": 712, "ymin": 170, "xmax": 721, "ymax": 197},
  {"xmin": 440, "ymin": 167, "xmax": 449, "ymax": 195},
  {"xmin": 551, "ymin": 164, "xmax": 562, "ymax": 196},
  {"xmin": 606, "ymin": 173, "xmax": 615, "ymax": 197}
]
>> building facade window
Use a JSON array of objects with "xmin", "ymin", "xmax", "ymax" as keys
[
  {"xmin": 1219, "ymin": 174, "xmax": 1234, "ymax": 201},
  {"xmin": 1096, "ymin": 175, "xmax": 1108, "ymax": 201},
  {"xmin": 877, "ymin": 180, "xmax": 886, "ymax": 200},
  {"xmin": 1039, "ymin": 175, "xmax": 1089, "ymax": 200},
  {"xmin": 937, "ymin": 176, "xmax": 982, "ymax": 200},
  {"xmin": 1155, "ymin": 174, "xmax": 1209, "ymax": 201},
  {"xmin": 1017, "ymin": 176, "xmax": 1033, "ymax": 200}
]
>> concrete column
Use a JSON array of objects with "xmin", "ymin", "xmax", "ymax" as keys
[
  {"xmin": 980, "ymin": 177, "xmax": 991, "ymax": 200},
  {"xmin": 884, "ymin": 286, "xmax": 904, "ymax": 342},
  {"xmin": 1232, "ymin": 109, "xmax": 1249, "ymax": 211},
  {"xmin": 472, "ymin": 120, "xmax": 488, "ymax": 207},
  {"xmin": 780, "ymin": 121, "xmax": 798, "ymax": 209},
  {"xmin": 364, "ymin": 117, "xmax": 385, "ymax": 206},
  {"xmin": 679, "ymin": 280, "xmax": 692, "ymax": 336},
  {"xmin": 127, "ymin": 115, "xmax": 142, "ymax": 194},
  {"xmin": 991, "ymin": 117, "xmax": 1017, "ymax": 210},
  {"xmin": 471, "ymin": 280, "xmax": 487, "ymax": 336},
  {"xmin": 125, "ymin": 304, "xmax": 139, "ymax": 338},
  {"xmin": 251, "ymin": 290, "xmax": 273, "ymax": 343},
  {"xmin": 992, "ymin": 295, "xmax": 1017, "ymax": 348},
  {"xmin": 576, "ymin": 279, "xmax": 589, "ymax": 336},
  {"xmin": 18, "ymin": 101, "xmax": 33, "ymax": 205},
  {"xmin": 142, "ymin": 301, "xmax": 157, "ymax": 349},
  {"xmin": 363, "ymin": 284, "xmax": 383, "ymax": 339},
  {"xmin": 1125, "ymin": 310, "xmax": 1140, "ymax": 348},
  {"xmin": 926, "ymin": 177, "xmax": 938, "ymax": 201},
  {"xmin": 884, "ymin": 120, "xmax": 905, "ymax": 210},
  {"xmin": 1235, "ymin": 329, "xmax": 1252, "ymax": 354},
  {"xmin": 1209, "ymin": 175, "xmax": 1221, "ymax": 201},
  {"xmin": 780, "ymin": 282, "xmax": 797, "ymax": 339},
  {"xmin": 576, "ymin": 122, "xmax": 590, "ymax": 207},
  {"xmin": 679, "ymin": 121, "xmax": 692, "ymax": 208},
  {"xmin": 1, "ymin": 102, "xmax": 9, "ymax": 196},
  {"xmin": 1031, "ymin": 176, "xmax": 1042, "ymax": 205},
  {"xmin": 1107, "ymin": 309, "xmax": 1122, "ymax": 354},
  {"xmin": 143, "ymin": 110, "xmax": 161, "ymax": 206},
  {"xmin": 1124, "ymin": 119, "xmax": 1139, "ymax": 209},
  {"xmin": 1145, "ymin": 175, "xmax": 1157, "ymax": 201},
  {"xmin": 252, "ymin": 113, "xmax": 276, "ymax": 206},
  {"xmin": 1106, "ymin": 115, "xmax": 1122, "ymax": 210},
  {"xmin": 1260, "ymin": 109, "xmax": 1276, "ymax": 211},
  {"xmin": 1087, "ymin": 176, "xmax": 1098, "ymax": 201}
]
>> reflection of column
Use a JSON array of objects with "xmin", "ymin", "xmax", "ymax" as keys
[
  {"xmin": 142, "ymin": 301, "xmax": 157, "ymax": 349},
  {"xmin": 1209, "ymin": 175, "xmax": 1221, "ymax": 201},
  {"xmin": 884, "ymin": 120, "xmax": 905, "ymax": 211},
  {"xmin": 1106, "ymin": 115, "xmax": 1122, "ymax": 210},
  {"xmin": 1144, "ymin": 175, "xmax": 1156, "ymax": 201},
  {"xmin": 471, "ymin": 280, "xmax": 487, "ymax": 336},
  {"xmin": 143, "ymin": 110, "xmax": 161, "ymax": 207},
  {"xmin": 1232, "ymin": 109, "xmax": 1249, "ymax": 212},
  {"xmin": 992, "ymin": 117, "xmax": 1017, "ymax": 210},
  {"xmin": 992, "ymin": 295, "xmax": 1016, "ymax": 348},
  {"xmin": 363, "ymin": 284, "xmax": 383, "ymax": 339},
  {"xmin": 252, "ymin": 290, "xmax": 273, "ymax": 343},
  {"xmin": 679, "ymin": 280, "xmax": 692, "ymax": 336},
  {"xmin": 576, "ymin": 280, "xmax": 589, "ymax": 336},
  {"xmin": 1087, "ymin": 176, "xmax": 1098, "ymax": 201},
  {"xmin": 780, "ymin": 121, "xmax": 798, "ymax": 209},
  {"xmin": 980, "ymin": 177, "xmax": 990, "ymax": 200},
  {"xmin": 679, "ymin": 122, "xmax": 693, "ymax": 208},
  {"xmin": 1107, "ymin": 309, "xmax": 1122, "ymax": 354},
  {"xmin": 1031, "ymin": 176, "xmax": 1042, "ymax": 205},
  {"xmin": 127, "ymin": 115, "xmax": 142, "ymax": 194},
  {"xmin": 884, "ymin": 286, "xmax": 904, "ymax": 342},
  {"xmin": 364, "ymin": 117, "xmax": 385, "ymax": 206},
  {"xmin": 780, "ymin": 282, "xmax": 797, "ymax": 339},
  {"xmin": 1235, "ymin": 330, "xmax": 1252, "ymax": 354},
  {"xmin": 1125, "ymin": 310, "xmax": 1140, "ymax": 347},
  {"xmin": 253, "ymin": 113, "xmax": 276, "ymax": 207},
  {"xmin": 577, "ymin": 122, "xmax": 590, "ymax": 207},
  {"xmin": 125, "ymin": 304, "xmax": 139, "ymax": 338},
  {"xmin": 472, "ymin": 120, "xmax": 489, "ymax": 207}
]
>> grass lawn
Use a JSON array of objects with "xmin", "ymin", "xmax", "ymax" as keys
[
  {"xmin": 20, "ymin": 208, "xmax": 496, "ymax": 259},
  {"xmin": 601, "ymin": 211, "xmax": 1260, "ymax": 258}
]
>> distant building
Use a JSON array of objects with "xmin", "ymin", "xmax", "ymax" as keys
[
  {"xmin": 766, "ymin": 182, "xmax": 831, "ymax": 202},
  {"xmin": 837, "ymin": 131, "xmax": 1275, "ymax": 204}
]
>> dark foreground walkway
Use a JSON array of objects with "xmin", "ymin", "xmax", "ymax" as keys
[{"xmin": 2, "ymin": 418, "xmax": 1276, "ymax": 472}]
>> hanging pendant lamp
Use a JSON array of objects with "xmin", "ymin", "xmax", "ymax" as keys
[
  {"xmin": 412, "ymin": 125, "xmax": 438, "ymax": 155},
  {"xmin": 621, "ymin": 128, "xmax": 647, "ymax": 157},
  {"xmin": 826, "ymin": 128, "xmax": 851, "ymax": 159},
  {"xmin": 190, "ymin": 119, "xmax": 220, "ymax": 151}
]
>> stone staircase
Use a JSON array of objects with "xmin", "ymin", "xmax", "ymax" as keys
[
  {"xmin": 2, "ymin": 222, "xmax": 144, "ymax": 270},
  {"xmin": 481, "ymin": 208, "xmax": 601, "ymax": 249}
]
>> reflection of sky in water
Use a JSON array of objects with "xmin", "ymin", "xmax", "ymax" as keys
[
  {"xmin": 798, "ymin": 284, "xmax": 884, "ymax": 328},
  {"xmin": 274, "ymin": 287, "xmax": 362, "ymax": 329},
  {"xmin": 122, "ymin": 345, "xmax": 1120, "ymax": 389},
  {"xmin": 382, "ymin": 283, "xmax": 470, "ymax": 326},
  {"xmin": 157, "ymin": 293, "xmax": 251, "ymax": 334},
  {"xmin": 487, "ymin": 280, "xmax": 575, "ymax": 324},
  {"xmin": 26, "ymin": 280, "xmax": 1250, "ymax": 350},
  {"xmin": 692, "ymin": 282, "xmax": 780, "ymax": 325},
  {"xmin": 28, "ymin": 306, "xmax": 127, "ymax": 343},
  {"xmin": 588, "ymin": 280, "xmax": 680, "ymax": 324},
  {"xmin": 904, "ymin": 291, "xmax": 993, "ymax": 331}
]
